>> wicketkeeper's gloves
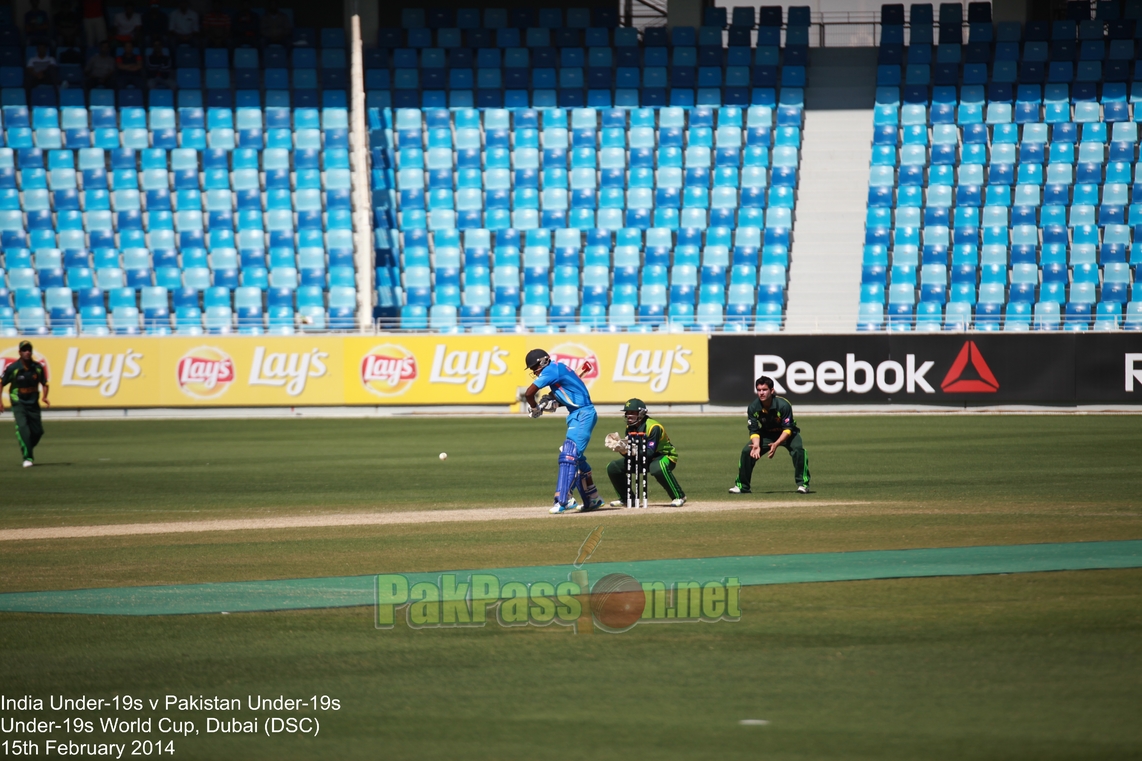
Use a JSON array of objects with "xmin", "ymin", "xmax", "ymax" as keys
[{"xmin": 604, "ymin": 432, "xmax": 629, "ymax": 455}]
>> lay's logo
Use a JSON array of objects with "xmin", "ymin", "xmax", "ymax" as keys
[
  {"xmin": 613, "ymin": 343, "xmax": 693, "ymax": 394},
  {"xmin": 61, "ymin": 347, "xmax": 142, "ymax": 397},
  {"xmin": 176, "ymin": 346, "xmax": 236, "ymax": 399},
  {"xmin": 360, "ymin": 344, "xmax": 418, "ymax": 397},
  {"xmin": 428, "ymin": 344, "xmax": 509, "ymax": 394},
  {"xmin": 550, "ymin": 343, "xmax": 600, "ymax": 385}
]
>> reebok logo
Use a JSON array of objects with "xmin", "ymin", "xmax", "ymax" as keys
[
  {"xmin": 941, "ymin": 341, "xmax": 999, "ymax": 393},
  {"xmin": 754, "ymin": 354, "xmax": 935, "ymax": 395},
  {"xmin": 1127, "ymin": 354, "xmax": 1142, "ymax": 392},
  {"xmin": 754, "ymin": 342, "xmax": 1002, "ymax": 396}
]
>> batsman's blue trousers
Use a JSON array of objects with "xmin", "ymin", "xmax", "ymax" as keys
[{"xmin": 565, "ymin": 405, "xmax": 598, "ymax": 473}]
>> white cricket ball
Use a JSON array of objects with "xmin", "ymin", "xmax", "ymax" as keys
[{"xmin": 439, "ymin": 452, "xmax": 448, "ymax": 460}]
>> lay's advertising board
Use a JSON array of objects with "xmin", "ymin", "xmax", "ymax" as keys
[{"xmin": 0, "ymin": 335, "xmax": 707, "ymax": 408}]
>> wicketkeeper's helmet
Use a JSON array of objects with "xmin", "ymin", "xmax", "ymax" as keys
[{"xmin": 623, "ymin": 398, "xmax": 648, "ymax": 426}]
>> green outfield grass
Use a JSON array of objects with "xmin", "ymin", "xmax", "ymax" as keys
[
  {"xmin": 2, "ymin": 415, "xmax": 1141, "ymax": 593},
  {"xmin": 3, "ymin": 415, "xmax": 1141, "ymax": 525},
  {"xmin": 1, "ymin": 571, "xmax": 1139, "ymax": 760},
  {"xmin": 0, "ymin": 415, "xmax": 1140, "ymax": 759}
]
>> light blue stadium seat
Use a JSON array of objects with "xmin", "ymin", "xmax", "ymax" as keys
[
  {"xmin": 855, "ymin": 300, "xmax": 885, "ymax": 330},
  {"xmin": 14, "ymin": 303, "xmax": 48, "ymax": 334},
  {"xmin": 1029, "ymin": 300, "xmax": 1060, "ymax": 331},
  {"xmin": 910, "ymin": 301, "xmax": 940, "ymax": 332},
  {"xmin": 1092, "ymin": 302, "xmax": 1121, "ymax": 331},
  {"xmin": 422, "ymin": 303, "xmax": 457, "ymax": 332},
  {"xmin": 1123, "ymin": 302, "xmax": 1142, "ymax": 331}
]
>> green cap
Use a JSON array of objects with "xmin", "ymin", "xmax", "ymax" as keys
[
  {"xmin": 18, "ymin": 340, "xmax": 32, "ymax": 352},
  {"xmin": 623, "ymin": 398, "xmax": 647, "ymax": 413}
]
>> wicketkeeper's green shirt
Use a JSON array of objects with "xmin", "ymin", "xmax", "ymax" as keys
[{"xmin": 627, "ymin": 417, "xmax": 679, "ymax": 463}]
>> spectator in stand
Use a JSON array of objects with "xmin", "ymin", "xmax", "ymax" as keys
[
  {"xmin": 116, "ymin": 38, "xmax": 146, "ymax": 88},
  {"xmin": 24, "ymin": 0, "xmax": 52, "ymax": 45},
  {"xmin": 203, "ymin": 0, "xmax": 232, "ymax": 47},
  {"xmin": 112, "ymin": 1, "xmax": 143, "ymax": 43},
  {"xmin": 57, "ymin": 37, "xmax": 84, "ymax": 65},
  {"xmin": 83, "ymin": 0, "xmax": 108, "ymax": 45},
  {"xmin": 231, "ymin": 1, "xmax": 260, "ymax": 47},
  {"xmin": 146, "ymin": 37, "xmax": 174, "ymax": 89},
  {"xmin": 142, "ymin": 1, "xmax": 168, "ymax": 43},
  {"xmin": 168, "ymin": 0, "xmax": 199, "ymax": 46},
  {"xmin": 86, "ymin": 39, "xmax": 116, "ymax": 86},
  {"xmin": 55, "ymin": 1, "xmax": 84, "ymax": 66},
  {"xmin": 54, "ymin": 1, "xmax": 82, "ymax": 44},
  {"xmin": 25, "ymin": 43, "xmax": 58, "ymax": 87},
  {"xmin": 262, "ymin": 1, "xmax": 291, "ymax": 46}
]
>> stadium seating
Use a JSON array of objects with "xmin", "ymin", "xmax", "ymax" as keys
[
  {"xmin": 860, "ymin": 2, "xmax": 1140, "ymax": 331},
  {"xmin": 0, "ymin": 22, "xmax": 356, "ymax": 335},
  {"xmin": 370, "ymin": 7, "xmax": 809, "ymax": 331},
  {"xmin": 1, "ymin": 7, "xmax": 811, "ymax": 335}
]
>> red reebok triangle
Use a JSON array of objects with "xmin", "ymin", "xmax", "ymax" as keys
[{"xmin": 941, "ymin": 341, "xmax": 1000, "ymax": 393}]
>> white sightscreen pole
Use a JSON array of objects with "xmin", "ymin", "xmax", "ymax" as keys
[{"xmin": 350, "ymin": 12, "xmax": 375, "ymax": 332}]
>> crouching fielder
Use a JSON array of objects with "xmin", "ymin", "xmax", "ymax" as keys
[
  {"xmin": 524, "ymin": 349, "xmax": 604, "ymax": 515},
  {"xmin": 729, "ymin": 375, "xmax": 810, "ymax": 494},
  {"xmin": 604, "ymin": 399, "xmax": 687, "ymax": 507}
]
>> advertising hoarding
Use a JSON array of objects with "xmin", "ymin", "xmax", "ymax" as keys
[
  {"xmin": 708, "ymin": 334, "xmax": 1142, "ymax": 405},
  {"xmin": 0, "ymin": 335, "xmax": 709, "ymax": 408}
]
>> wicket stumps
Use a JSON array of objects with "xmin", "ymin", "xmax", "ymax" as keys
[{"xmin": 625, "ymin": 432, "xmax": 648, "ymax": 509}]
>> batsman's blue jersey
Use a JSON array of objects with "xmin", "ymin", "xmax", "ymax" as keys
[{"xmin": 534, "ymin": 362, "xmax": 594, "ymax": 411}]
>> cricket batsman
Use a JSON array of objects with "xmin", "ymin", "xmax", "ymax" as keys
[
  {"xmin": 1, "ymin": 340, "xmax": 50, "ymax": 467},
  {"xmin": 523, "ymin": 348, "xmax": 604, "ymax": 514}
]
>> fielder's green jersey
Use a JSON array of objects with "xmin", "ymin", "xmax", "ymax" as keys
[
  {"xmin": 627, "ymin": 417, "xmax": 679, "ymax": 463},
  {"xmin": 1, "ymin": 359, "xmax": 47, "ymax": 403},
  {"xmin": 746, "ymin": 396, "xmax": 799, "ymax": 440}
]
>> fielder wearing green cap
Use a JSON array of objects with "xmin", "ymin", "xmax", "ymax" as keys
[
  {"xmin": 604, "ymin": 399, "xmax": 686, "ymax": 507},
  {"xmin": 1, "ymin": 341, "xmax": 50, "ymax": 468}
]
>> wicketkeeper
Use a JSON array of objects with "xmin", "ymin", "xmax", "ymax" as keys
[
  {"xmin": 0, "ymin": 340, "xmax": 50, "ymax": 468},
  {"xmin": 523, "ymin": 349, "xmax": 604, "ymax": 515},
  {"xmin": 605, "ymin": 399, "xmax": 686, "ymax": 507}
]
